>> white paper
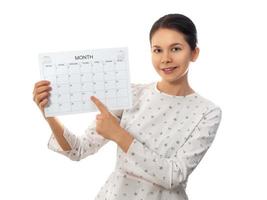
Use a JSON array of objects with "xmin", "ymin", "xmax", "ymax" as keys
[{"xmin": 39, "ymin": 47, "xmax": 132, "ymax": 117}]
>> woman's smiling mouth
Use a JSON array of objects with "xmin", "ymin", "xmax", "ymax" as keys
[{"xmin": 161, "ymin": 66, "xmax": 178, "ymax": 74}]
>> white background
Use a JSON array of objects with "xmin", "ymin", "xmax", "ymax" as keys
[{"xmin": 0, "ymin": 0, "xmax": 266, "ymax": 199}]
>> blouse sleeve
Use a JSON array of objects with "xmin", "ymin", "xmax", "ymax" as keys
[
  {"xmin": 47, "ymin": 108, "xmax": 124, "ymax": 161},
  {"xmin": 122, "ymin": 106, "xmax": 222, "ymax": 189}
]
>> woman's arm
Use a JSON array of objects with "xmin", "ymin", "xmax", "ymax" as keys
[
  {"xmin": 33, "ymin": 80, "xmax": 72, "ymax": 151},
  {"xmin": 46, "ymin": 117, "xmax": 71, "ymax": 151},
  {"xmin": 121, "ymin": 107, "xmax": 222, "ymax": 190}
]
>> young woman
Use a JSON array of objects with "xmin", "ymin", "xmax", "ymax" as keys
[{"xmin": 33, "ymin": 13, "xmax": 222, "ymax": 200}]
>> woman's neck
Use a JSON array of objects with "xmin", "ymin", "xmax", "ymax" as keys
[{"xmin": 157, "ymin": 76, "xmax": 194, "ymax": 96}]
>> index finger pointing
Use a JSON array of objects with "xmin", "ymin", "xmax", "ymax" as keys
[{"xmin": 90, "ymin": 96, "xmax": 109, "ymax": 114}]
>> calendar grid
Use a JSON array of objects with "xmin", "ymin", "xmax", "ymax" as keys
[{"xmin": 39, "ymin": 47, "xmax": 132, "ymax": 117}]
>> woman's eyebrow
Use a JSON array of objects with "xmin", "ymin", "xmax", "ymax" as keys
[
  {"xmin": 170, "ymin": 43, "xmax": 183, "ymax": 47},
  {"xmin": 152, "ymin": 43, "xmax": 183, "ymax": 48}
]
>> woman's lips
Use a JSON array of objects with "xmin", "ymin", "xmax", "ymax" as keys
[{"xmin": 161, "ymin": 67, "xmax": 177, "ymax": 74}]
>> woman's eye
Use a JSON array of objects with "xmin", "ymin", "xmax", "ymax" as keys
[
  {"xmin": 172, "ymin": 47, "xmax": 181, "ymax": 52},
  {"xmin": 153, "ymin": 49, "xmax": 162, "ymax": 53}
]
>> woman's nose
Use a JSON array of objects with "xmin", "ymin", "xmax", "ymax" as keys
[{"xmin": 161, "ymin": 52, "xmax": 172, "ymax": 64}]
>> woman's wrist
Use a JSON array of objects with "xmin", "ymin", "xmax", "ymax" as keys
[
  {"xmin": 45, "ymin": 116, "xmax": 57, "ymax": 124},
  {"xmin": 115, "ymin": 128, "xmax": 134, "ymax": 153}
]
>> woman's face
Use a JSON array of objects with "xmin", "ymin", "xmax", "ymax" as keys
[{"xmin": 151, "ymin": 28, "xmax": 199, "ymax": 84}]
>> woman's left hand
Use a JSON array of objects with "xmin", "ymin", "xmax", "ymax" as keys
[{"xmin": 90, "ymin": 96, "xmax": 124, "ymax": 142}]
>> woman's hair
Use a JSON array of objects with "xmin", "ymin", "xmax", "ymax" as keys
[{"xmin": 149, "ymin": 14, "xmax": 198, "ymax": 50}]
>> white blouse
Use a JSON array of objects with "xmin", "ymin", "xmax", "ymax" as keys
[{"xmin": 48, "ymin": 81, "xmax": 222, "ymax": 200}]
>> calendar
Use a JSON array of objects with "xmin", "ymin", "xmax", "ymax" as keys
[{"xmin": 39, "ymin": 47, "xmax": 132, "ymax": 117}]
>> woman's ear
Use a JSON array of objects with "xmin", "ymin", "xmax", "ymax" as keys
[{"xmin": 191, "ymin": 47, "xmax": 200, "ymax": 62}]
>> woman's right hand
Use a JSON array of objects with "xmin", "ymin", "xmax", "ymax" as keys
[{"xmin": 33, "ymin": 80, "xmax": 52, "ymax": 118}]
